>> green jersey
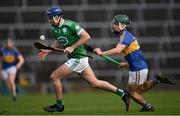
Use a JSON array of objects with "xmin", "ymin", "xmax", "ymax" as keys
[{"xmin": 52, "ymin": 19, "xmax": 87, "ymax": 59}]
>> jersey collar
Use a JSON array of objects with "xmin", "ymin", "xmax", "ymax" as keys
[{"xmin": 59, "ymin": 19, "xmax": 65, "ymax": 27}]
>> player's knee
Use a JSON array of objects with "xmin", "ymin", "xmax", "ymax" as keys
[
  {"xmin": 139, "ymin": 86, "xmax": 146, "ymax": 93},
  {"xmin": 134, "ymin": 85, "xmax": 146, "ymax": 94},
  {"xmin": 128, "ymin": 85, "xmax": 136, "ymax": 92},
  {"xmin": 50, "ymin": 72, "xmax": 59, "ymax": 81},
  {"xmin": 89, "ymin": 80, "xmax": 101, "ymax": 88},
  {"xmin": 8, "ymin": 80, "xmax": 14, "ymax": 86},
  {"xmin": 130, "ymin": 91, "xmax": 136, "ymax": 96},
  {"xmin": 128, "ymin": 84, "xmax": 144, "ymax": 94}
]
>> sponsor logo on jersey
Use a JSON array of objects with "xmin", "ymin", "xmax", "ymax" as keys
[
  {"xmin": 62, "ymin": 27, "xmax": 67, "ymax": 33},
  {"xmin": 3, "ymin": 55, "xmax": 16, "ymax": 63}
]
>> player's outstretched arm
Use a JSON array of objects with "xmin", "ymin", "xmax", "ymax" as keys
[
  {"xmin": 118, "ymin": 61, "xmax": 129, "ymax": 68},
  {"xmin": 64, "ymin": 30, "xmax": 91, "ymax": 54},
  {"xmin": 38, "ymin": 40, "xmax": 59, "ymax": 61},
  {"xmin": 94, "ymin": 43, "xmax": 126, "ymax": 56},
  {"xmin": 16, "ymin": 54, "xmax": 25, "ymax": 69},
  {"xmin": 50, "ymin": 40, "xmax": 60, "ymax": 48}
]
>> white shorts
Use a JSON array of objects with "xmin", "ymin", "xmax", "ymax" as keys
[
  {"xmin": 65, "ymin": 57, "xmax": 89, "ymax": 73},
  {"xmin": 128, "ymin": 69, "xmax": 148, "ymax": 85},
  {"xmin": 1, "ymin": 66, "xmax": 17, "ymax": 81}
]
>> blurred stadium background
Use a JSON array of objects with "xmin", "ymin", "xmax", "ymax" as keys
[{"xmin": 0, "ymin": 0, "xmax": 180, "ymax": 94}]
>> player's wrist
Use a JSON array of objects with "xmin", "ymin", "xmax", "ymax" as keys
[
  {"xmin": 42, "ymin": 50, "xmax": 51, "ymax": 54},
  {"xmin": 16, "ymin": 65, "xmax": 20, "ymax": 69},
  {"xmin": 46, "ymin": 50, "xmax": 51, "ymax": 54},
  {"xmin": 70, "ymin": 45, "xmax": 76, "ymax": 50}
]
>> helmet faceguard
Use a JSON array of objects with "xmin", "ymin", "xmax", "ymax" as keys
[
  {"xmin": 111, "ymin": 15, "xmax": 130, "ymax": 35},
  {"xmin": 46, "ymin": 6, "xmax": 63, "ymax": 26}
]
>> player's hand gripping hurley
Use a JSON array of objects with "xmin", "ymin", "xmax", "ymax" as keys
[
  {"xmin": 34, "ymin": 42, "xmax": 94, "ymax": 60},
  {"xmin": 84, "ymin": 44, "xmax": 121, "ymax": 65}
]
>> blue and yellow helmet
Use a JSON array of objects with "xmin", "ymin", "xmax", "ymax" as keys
[{"xmin": 46, "ymin": 6, "xmax": 63, "ymax": 18}]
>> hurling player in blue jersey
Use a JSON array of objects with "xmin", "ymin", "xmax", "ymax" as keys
[
  {"xmin": 0, "ymin": 38, "xmax": 25, "ymax": 101},
  {"xmin": 94, "ymin": 15, "xmax": 176, "ymax": 112}
]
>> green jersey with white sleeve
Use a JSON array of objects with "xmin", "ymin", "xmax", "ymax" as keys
[{"xmin": 52, "ymin": 19, "xmax": 87, "ymax": 59}]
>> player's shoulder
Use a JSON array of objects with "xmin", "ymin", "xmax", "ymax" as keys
[
  {"xmin": 124, "ymin": 30, "xmax": 136, "ymax": 39},
  {"xmin": 13, "ymin": 47, "xmax": 20, "ymax": 52},
  {"xmin": 0, "ymin": 48, "xmax": 18, "ymax": 53},
  {"xmin": 125, "ymin": 30, "xmax": 132, "ymax": 35},
  {"xmin": 12, "ymin": 48, "xmax": 21, "ymax": 56},
  {"xmin": 0, "ymin": 47, "xmax": 3, "ymax": 51},
  {"xmin": 64, "ymin": 19, "xmax": 79, "ymax": 27},
  {"xmin": 0, "ymin": 47, "xmax": 6, "ymax": 52}
]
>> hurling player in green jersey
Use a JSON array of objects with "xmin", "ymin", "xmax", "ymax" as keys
[{"xmin": 38, "ymin": 6, "xmax": 131, "ymax": 112}]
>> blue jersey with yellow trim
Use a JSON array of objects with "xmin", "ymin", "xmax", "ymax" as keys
[
  {"xmin": 0, "ymin": 48, "xmax": 20, "ymax": 69},
  {"xmin": 118, "ymin": 30, "xmax": 148, "ymax": 71}
]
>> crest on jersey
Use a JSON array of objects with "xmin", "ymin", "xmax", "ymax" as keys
[
  {"xmin": 54, "ymin": 30, "xmax": 58, "ymax": 33},
  {"xmin": 62, "ymin": 27, "xmax": 67, "ymax": 33},
  {"xmin": 75, "ymin": 25, "xmax": 80, "ymax": 30}
]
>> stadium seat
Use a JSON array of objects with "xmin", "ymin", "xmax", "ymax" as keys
[
  {"xmin": 46, "ymin": 29, "xmax": 54, "ymax": 39},
  {"xmin": 0, "ymin": 29, "xmax": 10, "ymax": 39},
  {"xmin": 87, "ymin": 0, "xmax": 111, "ymax": 5},
  {"xmin": 84, "ymin": 10, "xmax": 108, "ymax": 22},
  {"xmin": 138, "ymin": 26, "xmax": 163, "ymax": 37},
  {"xmin": 27, "ymin": 0, "xmax": 52, "ymax": 6},
  {"xmin": 58, "ymin": 0, "xmax": 82, "ymax": 5},
  {"xmin": 172, "ymin": 8, "xmax": 180, "ymax": 20},
  {"xmin": 22, "ymin": 11, "xmax": 46, "ymax": 23},
  {"xmin": 0, "ymin": 0, "xmax": 22, "ymax": 7},
  {"xmin": 168, "ymin": 25, "xmax": 180, "ymax": 36},
  {"xmin": 85, "ymin": 27, "xmax": 103, "ymax": 38},
  {"xmin": 17, "ymin": 46, "xmax": 34, "ymax": 55},
  {"xmin": 116, "ymin": 0, "xmax": 141, "ymax": 4},
  {"xmin": 14, "ymin": 29, "xmax": 40, "ymax": 39},
  {"xmin": 163, "ymin": 42, "xmax": 180, "ymax": 52},
  {"xmin": 140, "ymin": 43, "xmax": 159, "ymax": 52},
  {"xmin": 143, "ymin": 9, "xmax": 168, "ymax": 21},
  {"xmin": 63, "ymin": 11, "xmax": 78, "ymax": 20},
  {"xmin": 145, "ymin": 0, "xmax": 167, "ymax": 4},
  {"xmin": 0, "ymin": 12, "xmax": 16, "ymax": 24},
  {"xmin": 113, "ymin": 9, "xmax": 138, "ymax": 21},
  {"xmin": 157, "ymin": 57, "xmax": 180, "ymax": 69}
]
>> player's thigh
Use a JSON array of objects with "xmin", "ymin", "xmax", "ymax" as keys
[
  {"xmin": 128, "ymin": 69, "xmax": 148, "ymax": 93},
  {"xmin": 1, "ymin": 70, "xmax": 8, "ymax": 81},
  {"xmin": 7, "ymin": 66, "xmax": 17, "ymax": 82},
  {"xmin": 81, "ymin": 66, "xmax": 98, "ymax": 85},
  {"xmin": 8, "ymin": 73, "xmax": 16, "ymax": 82},
  {"xmin": 3, "ymin": 66, "xmax": 17, "ymax": 82},
  {"xmin": 65, "ymin": 57, "xmax": 89, "ymax": 73},
  {"xmin": 51, "ymin": 63, "xmax": 75, "ymax": 80}
]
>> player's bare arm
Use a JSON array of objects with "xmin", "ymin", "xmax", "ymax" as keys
[
  {"xmin": 118, "ymin": 61, "xmax": 129, "ymax": 68},
  {"xmin": 16, "ymin": 55, "xmax": 25, "ymax": 69},
  {"xmin": 38, "ymin": 40, "xmax": 59, "ymax": 60},
  {"xmin": 94, "ymin": 43, "xmax": 126, "ymax": 56},
  {"xmin": 64, "ymin": 30, "xmax": 91, "ymax": 54}
]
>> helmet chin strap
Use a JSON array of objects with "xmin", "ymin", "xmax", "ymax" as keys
[
  {"xmin": 112, "ymin": 24, "xmax": 126, "ymax": 35},
  {"xmin": 119, "ymin": 23, "xmax": 126, "ymax": 30},
  {"xmin": 52, "ymin": 16, "xmax": 61, "ymax": 26}
]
